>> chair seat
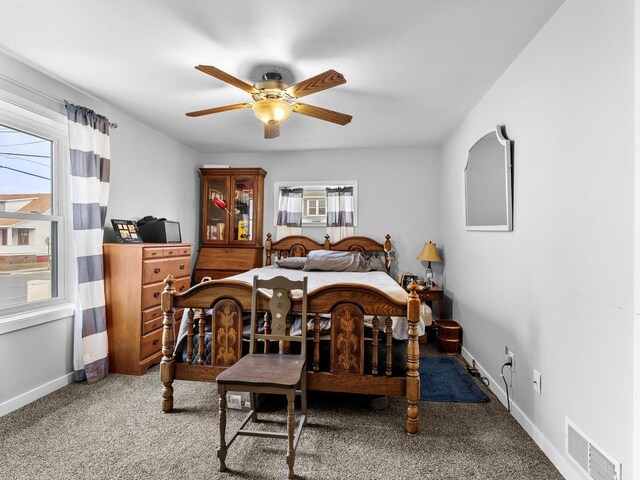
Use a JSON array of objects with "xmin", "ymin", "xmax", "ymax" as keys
[{"xmin": 217, "ymin": 354, "xmax": 306, "ymax": 388}]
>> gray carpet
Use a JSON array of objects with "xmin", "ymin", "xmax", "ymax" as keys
[{"xmin": 0, "ymin": 362, "xmax": 562, "ymax": 480}]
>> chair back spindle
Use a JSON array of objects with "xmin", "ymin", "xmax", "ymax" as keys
[{"xmin": 249, "ymin": 275, "xmax": 308, "ymax": 357}]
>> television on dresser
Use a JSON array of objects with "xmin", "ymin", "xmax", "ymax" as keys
[{"xmin": 136, "ymin": 218, "xmax": 182, "ymax": 243}]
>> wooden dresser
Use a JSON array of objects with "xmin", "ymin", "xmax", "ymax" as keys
[{"xmin": 103, "ymin": 242, "xmax": 192, "ymax": 375}]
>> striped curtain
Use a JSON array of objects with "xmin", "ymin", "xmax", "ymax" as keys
[
  {"xmin": 276, "ymin": 187, "xmax": 303, "ymax": 240},
  {"xmin": 65, "ymin": 103, "xmax": 111, "ymax": 383},
  {"xmin": 326, "ymin": 186, "xmax": 354, "ymax": 241}
]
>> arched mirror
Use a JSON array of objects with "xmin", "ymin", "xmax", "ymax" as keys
[{"xmin": 464, "ymin": 125, "xmax": 513, "ymax": 231}]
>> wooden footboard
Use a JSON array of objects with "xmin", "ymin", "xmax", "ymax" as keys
[{"xmin": 160, "ymin": 276, "xmax": 421, "ymax": 433}]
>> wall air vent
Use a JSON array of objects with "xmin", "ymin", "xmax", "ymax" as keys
[{"xmin": 566, "ymin": 418, "xmax": 621, "ymax": 480}]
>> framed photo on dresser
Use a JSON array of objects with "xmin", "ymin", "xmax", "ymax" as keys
[{"xmin": 111, "ymin": 219, "xmax": 143, "ymax": 243}]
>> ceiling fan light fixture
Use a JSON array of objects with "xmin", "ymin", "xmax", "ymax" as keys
[
  {"xmin": 252, "ymin": 99, "xmax": 292, "ymax": 125},
  {"xmin": 188, "ymin": 65, "xmax": 351, "ymax": 138}
]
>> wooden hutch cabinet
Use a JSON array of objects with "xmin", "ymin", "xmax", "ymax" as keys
[{"xmin": 194, "ymin": 167, "xmax": 267, "ymax": 282}]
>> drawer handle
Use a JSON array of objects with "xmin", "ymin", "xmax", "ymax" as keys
[
  {"xmin": 154, "ymin": 268, "xmax": 161, "ymax": 274},
  {"xmin": 153, "ymin": 292, "xmax": 160, "ymax": 298},
  {"xmin": 152, "ymin": 339, "xmax": 159, "ymax": 346},
  {"xmin": 151, "ymin": 252, "xmax": 157, "ymax": 256},
  {"xmin": 179, "ymin": 264, "xmax": 185, "ymax": 270},
  {"xmin": 179, "ymin": 285, "xmax": 185, "ymax": 292},
  {"xmin": 168, "ymin": 251, "xmax": 174, "ymax": 255}
]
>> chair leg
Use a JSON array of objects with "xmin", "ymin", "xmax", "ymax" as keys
[
  {"xmin": 286, "ymin": 390, "xmax": 296, "ymax": 479},
  {"xmin": 301, "ymin": 373, "xmax": 307, "ymax": 423},
  {"xmin": 217, "ymin": 386, "xmax": 228, "ymax": 472}
]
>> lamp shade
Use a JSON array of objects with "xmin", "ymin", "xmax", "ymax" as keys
[
  {"xmin": 252, "ymin": 99, "xmax": 292, "ymax": 124},
  {"xmin": 416, "ymin": 242, "xmax": 441, "ymax": 262}
]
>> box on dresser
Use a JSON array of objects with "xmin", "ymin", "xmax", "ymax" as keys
[{"xmin": 103, "ymin": 242, "xmax": 192, "ymax": 375}]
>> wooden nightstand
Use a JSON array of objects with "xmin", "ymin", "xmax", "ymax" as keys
[
  {"xmin": 415, "ymin": 284, "xmax": 444, "ymax": 319},
  {"xmin": 405, "ymin": 284, "xmax": 444, "ymax": 344}
]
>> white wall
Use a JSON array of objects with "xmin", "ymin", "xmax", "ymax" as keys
[
  {"xmin": 634, "ymin": 0, "xmax": 640, "ymax": 476},
  {"xmin": 0, "ymin": 50, "xmax": 201, "ymax": 413},
  {"xmin": 202, "ymin": 146, "xmax": 441, "ymax": 279},
  {"xmin": 440, "ymin": 1, "xmax": 635, "ymax": 478}
]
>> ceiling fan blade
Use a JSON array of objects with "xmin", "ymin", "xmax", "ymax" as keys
[
  {"xmin": 264, "ymin": 122, "xmax": 280, "ymax": 139},
  {"xmin": 186, "ymin": 103, "xmax": 252, "ymax": 117},
  {"xmin": 292, "ymin": 103, "xmax": 352, "ymax": 125},
  {"xmin": 285, "ymin": 70, "xmax": 346, "ymax": 98},
  {"xmin": 195, "ymin": 65, "xmax": 259, "ymax": 94}
]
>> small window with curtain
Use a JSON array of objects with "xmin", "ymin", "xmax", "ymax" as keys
[{"xmin": 273, "ymin": 181, "xmax": 358, "ymax": 228}]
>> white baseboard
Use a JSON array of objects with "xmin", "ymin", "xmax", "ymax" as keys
[
  {"xmin": 0, "ymin": 372, "xmax": 74, "ymax": 417},
  {"xmin": 460, "ymin": 347, "xmax": 588, "ymax": 480}
]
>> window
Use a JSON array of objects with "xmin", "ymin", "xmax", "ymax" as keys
[
  {"xmin": 305, "ymin": 197, "xmax": 326, "ymax": 217},
  {"xmin": 273, "ymin": 181, "xmax": 358, "ymax": 227},
  {"xmin": 0, "ymin": 91, "xmax": 69, "ymax": 318},
  {"xmin": 16, "ymin": 228, "xmax": 30, "ymax": 245}
]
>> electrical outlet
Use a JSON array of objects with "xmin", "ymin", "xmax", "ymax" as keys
[
  {"xmin": 533, "ymin": 369, "xmax": 541, "ymax": 395},
  {"xmin": 504, "ymin": 346, "xmax": 515, "ymax": 372},
  {"xmin": 226, "ymin": 393, "xmax": 242, "ymax": 409}
]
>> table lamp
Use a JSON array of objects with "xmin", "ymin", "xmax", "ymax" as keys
[{"xmin": 417, "ymin": 241, "xmax": 441, "ymax": 287}]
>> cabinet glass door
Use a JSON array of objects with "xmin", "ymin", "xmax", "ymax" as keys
[
  {"xmin": 204, "ymin": 176, "xmax": 229, "ymax": 243},
  {"xmin": 232, "ymin": 176, "xmax": 255, "ymax": 243}
]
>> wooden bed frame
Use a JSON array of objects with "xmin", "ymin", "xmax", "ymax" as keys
[{"xmin": 159, "ymin": 234, "xmax": 421, "ymax": 433}]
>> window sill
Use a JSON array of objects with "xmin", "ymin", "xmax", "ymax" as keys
[{"xmin": 0, "ymin": 302, "xmax": 75, "ymax": 335}]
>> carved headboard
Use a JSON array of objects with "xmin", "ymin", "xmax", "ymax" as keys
[{"xmin": 265, "ymin": 233, "xmax": 393, "ymax": 271}]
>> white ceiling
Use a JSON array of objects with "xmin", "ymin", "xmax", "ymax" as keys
[{"xmin": 0, "ymin": 0, "xmax": 563, "ymax": 154}]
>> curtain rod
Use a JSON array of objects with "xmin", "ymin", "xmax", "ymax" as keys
[{"xmin": 0, "ymin": 73, "xmax": 118, "ymax": 129}]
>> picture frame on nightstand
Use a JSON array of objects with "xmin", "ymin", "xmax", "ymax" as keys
[{"xmin": 401, "ymin": 274, "xmax": 418, "ymax": 289}]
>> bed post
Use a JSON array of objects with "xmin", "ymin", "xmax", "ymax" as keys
[
  {"xmin": 323, "ymin": 234, "xmax": 330, "ymax": 250},
  {"xmin": 160, "ymin": 275, "xmax": 176, "ymax": 413},
  {"xmin": 384, "ymin": 234, "xmax": 392, "ymax": 271},
  {"xmin": 405, "ymin": 281, "xmax": 420, "ymax": 434},
  {"xmin": 265, "ymin": 233, "xmax": 272, "ymax": 266}
]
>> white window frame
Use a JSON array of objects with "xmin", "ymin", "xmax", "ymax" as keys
[
  {"xmin": 0, "ymin": 90, "xmax": 74, "ymax": 333},
  {"xmin": 273, "ymin": 180, "xmax": 358, "ymax": 227}
]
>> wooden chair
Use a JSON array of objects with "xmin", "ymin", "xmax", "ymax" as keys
[{"xmin": 216, "ymin": 275, "xmax": 308, "ymax": 479}]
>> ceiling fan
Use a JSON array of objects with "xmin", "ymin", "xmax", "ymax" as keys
[{"xmin": 186, "ymin": 65, "xmax": 352, "ymax": 139}]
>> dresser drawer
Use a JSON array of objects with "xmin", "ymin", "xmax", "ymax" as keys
[
  {"xmin": 142, "ymin": 305, "xmax": 162, "ymax": 324},
  {"xmin": 168, "ymin": 257, "xmax": 189, "ymax": 277},
  {"xmin": 141, "ymin": 307, "xmax": 185, "ymax": 335},
  {"xmin": 143, "ymin": 257, "xmax": 190, "ymax": 285},
  {"xmin": 141, "ymin": 328, "xmax": 163, "ymax": 360},
  {"xmin": 173, "ymin": 277, "xmax": 190, "ymax": 295},
  {"xmin": 141, "ymin": 277, "xmax": 189, "ymax": 310},
  {"xmin": 164, "ymin": 246, "xmax": 190, "ymax": 257},
  {"xmin": 142, "ymin": 259, "xmax": 169, "ymax": 285},
  {"xmin": 142, "ymin": 314, "xmax": 164, "ymax": 335},
  {"xmin": 143, "ymin": 247, "xmax": 165, "ymax": 259}
]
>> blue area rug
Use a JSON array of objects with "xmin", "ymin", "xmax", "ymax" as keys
[{"xmin": 420, "ymin": 357, "xmax": 489, "ymax": 403}]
